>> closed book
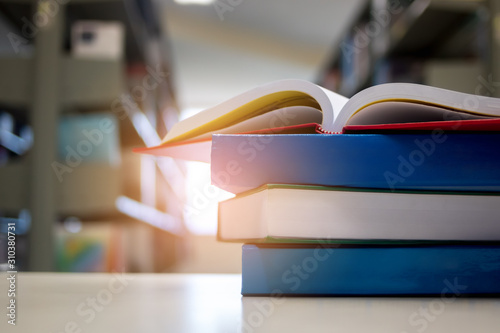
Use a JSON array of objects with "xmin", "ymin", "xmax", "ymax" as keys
[
  {"xmin": 242, "ymin": 244, "xmax": 500, "ymax": 296},
  {"xmin": 218, "ymin": 185, "xmax": 500, "ymax": 242},
  {"xmin": 211, "ymin": 133, "xmax": 500, "ymax": 194}
]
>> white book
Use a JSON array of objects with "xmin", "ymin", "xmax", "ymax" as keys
[{"xmin": 217, "ymin": 184, "xmax": 500, "ymax": 242}]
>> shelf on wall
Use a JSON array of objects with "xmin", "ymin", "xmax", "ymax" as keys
[
  {"xmin": 61, "ymin": 57, "xmax": 125, "ymax": 107},
  {"xmin": 0, "ymin": 57, "xmax": 125, "ymax": 109},
  {"xmin": 388, "ymin": 0, "xmax": 484, "ymax": 58},
  {"xmin": 0, "ymin": 160, "xmax": 28, "ymax": 212},
  {"xmin": 0, "ymin": 58, "xmax": 32, "ymax": 108},
  {"xmin": 0, "ymin": 0, "xmax": 183, "ymax": 272},
  {"xmin": 58, "ymin": 163, "xmax": 122, "ymax": 217},
  {"xmin": 0, "ymin": 160, "xmax": 121, "ymax": 217},
  {"xmin": 318, "ymin": 0, "xmax": 489, "ymax": 97}
]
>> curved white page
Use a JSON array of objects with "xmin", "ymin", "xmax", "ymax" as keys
[
  {"xmin": 329, "ymin": 83, "xmax": 500, "ymax": 133},
  {"xmin": 163, "ymin": 79, "xmax": 349, "ymax": 143},
  {"xmin": 347, "ymin": 101, "xmax": 492, "ymax": 126},
  {"xmin": 190, "ymin": 106, "xmax": 323, "ymax": 141}
]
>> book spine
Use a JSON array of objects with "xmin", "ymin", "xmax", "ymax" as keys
[
  {"xmin": 242, "ymin": 244, "xmax": 500, "ymax": 296},
  {"xmin": 315, "ymin": 126, "xmax": 341, "ymax": 134}
]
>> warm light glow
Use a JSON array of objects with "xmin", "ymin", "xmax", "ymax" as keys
[
  {"xmin": 179, "ymin": 107, "xmax": 204, "ymax": 121},
  {"xmin": 141, "ymin": 155, "xmax": 156, "ymax": 206},
  {"xmin": 130, "ymin": 112, "xmax": 161, "ymax": 147},
  {"xmin": 115, "ymin": 196, "xmax": 183, "ymax": 235},
  {"xmin": 179, "ymin": 107, "xmax": 234, "ymax": 234},
  {"xmin": 184, "ymin": 161, "xmax": 234, "ymax": 235}
]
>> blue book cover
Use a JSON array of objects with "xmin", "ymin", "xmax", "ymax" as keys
[
  {"xmin": 211, "ymin": 133, "xmax": 500, "ymax": 194},
  {"xmin": 242, "ymin": 244, "xmax": 500, "ymax": 296}
]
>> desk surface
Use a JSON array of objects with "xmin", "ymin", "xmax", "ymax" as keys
[{"xmin": 1, "ymin": 273, "xmax": 499, "ymax": 333}]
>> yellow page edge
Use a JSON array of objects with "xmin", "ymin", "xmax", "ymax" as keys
[{"xmin": 164, "ymin": 91, "xmax": 321, "ymax": 144}]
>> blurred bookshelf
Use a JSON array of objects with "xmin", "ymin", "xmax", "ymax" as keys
[
  {"xmin": 0, "ymin": 0, "xmax": 186, "ymax": 272},
  {"xmin": 317, "ymin": 0, "xmax": 498, "ymax": 98}
]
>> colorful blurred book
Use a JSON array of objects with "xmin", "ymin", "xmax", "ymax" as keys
[{"xmin": 56, "ymin": 222, "xmax": 126, "ymax": 272}]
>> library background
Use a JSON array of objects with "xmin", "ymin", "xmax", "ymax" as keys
[{"xmin": 0, "ymin": 0, "xmax": 499, "ymax": 273}]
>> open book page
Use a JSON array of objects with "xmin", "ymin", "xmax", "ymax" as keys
[
  {"xmin": 161, "ymin": 79, "xmax": 348, "ymax": 144},
  {"xmin": 189, "ymin": 106, "xmax": 322, "ymax": 141},
  {"xmin": 346, "ymin": 101, "xmax": 493, "ymax": 126},
  {"xmin": 134, "ymin": 106, "xmax": 322, "ymax": 163},
  {"xmin": 329, "ymin": 83, "xmax": 500, "ymax": 133}
]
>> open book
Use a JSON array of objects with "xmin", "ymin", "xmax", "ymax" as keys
[{"xmin": 135, "ymin": 79, "xmax": 500, "ymax": 161}]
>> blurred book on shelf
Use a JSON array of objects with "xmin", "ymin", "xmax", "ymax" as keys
[{"xmin": 56, "ymin": 221, "xmax": 127, "ymax": 273}]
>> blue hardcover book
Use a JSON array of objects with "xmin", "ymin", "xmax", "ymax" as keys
[
  {"xmin": 242, "ymin": 244, "xmax": 500, "ymax": 296},
  {"xmin": 211, "ymin": 133, "xmax": 500, "ymax": 194}
]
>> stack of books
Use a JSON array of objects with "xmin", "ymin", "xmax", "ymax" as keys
[{"xmin": 137, "ymin": 79, "xmax": 500, "ymax": 296}]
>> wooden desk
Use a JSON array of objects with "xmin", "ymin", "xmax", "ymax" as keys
[{"xmin": 1, "ymin": 273, "xmax": 499, "ymax": 332}]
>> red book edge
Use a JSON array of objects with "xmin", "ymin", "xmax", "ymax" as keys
[
  {"xmin": 341, "ymin": 118, "xmax": 500, "ymax": 133},
  {"xmin": 133, "ymin": 118, "xmax": 500, "ymax": 160},
  {"xmin": 132, "ymin": 123, "xmax": 322, "ymax": 161}
]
